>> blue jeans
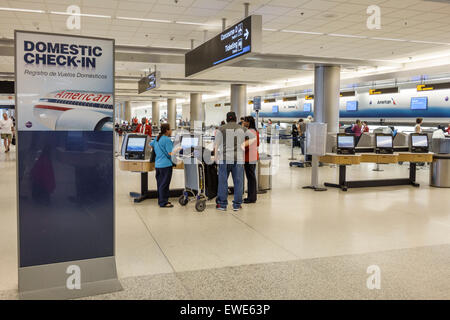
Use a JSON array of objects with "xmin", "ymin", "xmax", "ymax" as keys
[{"xmin": 217, "ymin": 163, "xmax": 244, "ymax": 209}]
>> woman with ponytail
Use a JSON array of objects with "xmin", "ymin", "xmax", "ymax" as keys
[{"xmin": 150, "ymin": 123, "xmax": 175, "ymax": 208}]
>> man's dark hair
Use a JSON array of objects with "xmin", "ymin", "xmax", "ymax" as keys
[{"xmin": 226, "ymin": 111, "xmax": 237, "ymax": 123}]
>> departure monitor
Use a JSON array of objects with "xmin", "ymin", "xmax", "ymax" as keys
[
  {"xmin": 375, "ymin": 134, "xmax": 394, "ymax": 154},
  {"xmin": 303, "ymin": 103, "xmax": 312, "ymax": 112},
  {"xmin": 410, "ymin": 97, "xmax": 428, "ymax": 110},
  {"xmin": 272, "ymin": 105, "xmax": 279, "ymax": 113},
  {"xmin": 346, "ymin": 101, "xmax": 358, "ymax": 112},
  {"xmin": 411, "ymin": 133, "xmax": 429, "ymax": 153},
  {"xmin": 336, "ymin": 134, "xmax": 355, "ymax": 154}
]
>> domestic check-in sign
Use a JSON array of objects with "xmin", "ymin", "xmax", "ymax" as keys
[{"xmin": 185, "ymin": 15, "xmax": 262, "ymax": 77}]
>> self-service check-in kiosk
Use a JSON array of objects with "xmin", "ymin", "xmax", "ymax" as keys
[{"xmin": 121, "ymin": 133, "xmax": 152, "ymax": 160}]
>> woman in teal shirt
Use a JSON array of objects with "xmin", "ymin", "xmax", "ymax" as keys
[{"xmin": 150, "ymin": 123, "xmax": 176, "ymax": 208}]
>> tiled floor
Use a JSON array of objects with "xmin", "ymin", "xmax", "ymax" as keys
[{"xmin": 1, "ymin": 143, "xmax": 449, "ymax": 299}]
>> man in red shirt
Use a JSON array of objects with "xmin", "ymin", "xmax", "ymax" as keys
[{"xmin": 133, "ymin": 117, "xmax": 152, "ymax": 136}]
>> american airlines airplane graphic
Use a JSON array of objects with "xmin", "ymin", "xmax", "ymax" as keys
[{"xmin": 33, "ymin": 90, "xmax": 113, "ymax": 131}]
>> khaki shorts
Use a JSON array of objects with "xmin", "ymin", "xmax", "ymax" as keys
[{"xmin": 1, "ymin": 133, "xmax": 12, "ymax": 140}]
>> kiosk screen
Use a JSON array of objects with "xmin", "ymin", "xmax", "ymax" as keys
[
  {"xmin": 337, "ymin": 135, "xmax": 355, "ymax": 148},
  {"xmin": 126, "ymin": 137, "xmax": 146, "ymax": 152},
  {"xmin": 412, "ymin": 134, "xmax": 428, "ymax": 147},
  {"xmin": 181, "ymin": 136, "xmax": 199, "ymax": 149},
  {"xmin": 376, "ymin": 135, "xmax": 393, "ymax": 148}
]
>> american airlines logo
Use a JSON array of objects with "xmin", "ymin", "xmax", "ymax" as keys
[{"xmin": 54, "ymin": 90, "xmax": 111, "ymax": 103}]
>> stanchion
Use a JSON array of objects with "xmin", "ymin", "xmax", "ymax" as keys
[{"xmin": 372, "ymin": 163, "xmax": 384, "ymax": 172}]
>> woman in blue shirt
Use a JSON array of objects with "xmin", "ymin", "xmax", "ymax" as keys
[{"xmin": 150, "ymin": 123, "xmax": 176, "ymax": 208}]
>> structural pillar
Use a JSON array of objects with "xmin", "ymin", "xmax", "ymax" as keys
[
  {"xmin": 231, "ymin": 84, "xmax": 247, "ymax": 120},
  {"xmin": 190, "ymin": 93, "xmax": 204, "ymax": 130},
  {"xmin": 167, "ymin": 98, "xmax": 176, "ymax": 130},
  {"xmin": 313, "ymin": 65, "xmax": 340, "ymax": 133},
  {"xmin": 124, "ymin": 101, "xmax": 132, "ymax": 123},
  {"xmin": 152, "ymin": 101, "xmax": 160, "ymax": 127}
]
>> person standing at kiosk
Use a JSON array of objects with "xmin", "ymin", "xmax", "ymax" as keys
[
  {"xmin": 134, "ymin": 117, "xmax": 152, "ymax": 136},
  {"xmin": 150, "ymin": 123, "xmax": 175, "ymax": 208},
  {"xmin": 214, "ymin": 112, "xmax": 255, "ymax": 212},
  {"xmin": 243, "ymin": 116, "xmax": 259, "ymax": 204}
]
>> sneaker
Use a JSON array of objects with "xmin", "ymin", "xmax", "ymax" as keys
[
  {"xmin": 233, "ymin": 205, "xmax": 242, "ymax": 212},
  {"xmin": 216, "ymin": 204, "xmax": 226, "ymax": 211}
]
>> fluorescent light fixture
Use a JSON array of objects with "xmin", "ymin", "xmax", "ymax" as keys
[
  {"xmin": 116, "ymin": 16, "xmax": 172, "ymax": 23},
  {"xmin": 327, "ymin": 33, "xmax": 367, "ymax": 39},
  {"xmin": 408, "ymin": 40, "xmax": 450, "ymax": 45},
  {"xmin": 263, "ymin": 28, "xmax": 278, "ymax": 32},
  {"xmin": 371, "ymin": 37, "xmax": 408, "ymax": 42},
  {"xmin": 280, "ymin": 30, "xmax": 324, "ymax": 35},
  {"xmin": 0, "ymin": 7, "xmax": 45, "ymax": 13},
  {"xmin": 51, "ymin": 11, "xmax": 111, "ymax": 18},
  {"xmin": 175, "ymin": 21, "xmax": 219, "ymax": 27}
]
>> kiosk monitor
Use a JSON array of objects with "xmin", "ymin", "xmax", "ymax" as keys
[
  {"xmin": 181, "ymin": 136, "xmax": 200, "ymax": 149},
  {"xmin": 124, "ymin": 134, "xmax": 149, "ymax": 160},
  {"xmin": 411, "ymin": 133, "xmax": 429, "ymax": 153},
  {"xmin": 337, "ymin": 134, "xmax": 356, "ymax": 154},
  {"xmin": 375, "ymin": 134, "xmax": 394, "ymax": 154}
]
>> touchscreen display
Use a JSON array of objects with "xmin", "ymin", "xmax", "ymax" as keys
[
  {"xmin": 337, "ymin": 136, "xmax": 355, "ymax": 148},
  {"xmin": 127, "ymin": 137, "xmax": 146, "ymax": 152},
  {"xmin": 181, "ymin": 137, "xmax": 199, "ymax": 149},
  {"xmin": 412, "ymin": 135, "xmax": 428, "ymax": 147},
  {"xmin": 376, "ymin": 135, "xmax": 393, "ymax": 148}
]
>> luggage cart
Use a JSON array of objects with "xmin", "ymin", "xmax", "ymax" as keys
[{"xmin": 178, "ymin": 153, "xmax": 208, "ymax": 212}]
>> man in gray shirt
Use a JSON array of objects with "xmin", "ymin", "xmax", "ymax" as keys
[{"xmin": 214, "ymin": 112, "xmax": 255, "ymax": 212}]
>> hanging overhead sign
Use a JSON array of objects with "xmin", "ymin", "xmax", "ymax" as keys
[
  {"xmin": 138, "ymin": 71, "xmax": 161, "ymax": 94},
  {"xmin": 185, "ymin": 15, "xmax": 262, "ymax": 77},
  {"xmin": 15, "ymin": 30, "xmax": 120, "ymax": 299}
]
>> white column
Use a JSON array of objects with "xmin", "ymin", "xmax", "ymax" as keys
[
  {"xmin": 152, "ymin": 101, "xmax": 160, "ymax": 127},
  {"xmin": 190, "ymin": 93, "xmax": 204, "ymax": 130},
  {"xmin": 167, "ymin": 98, "xmax": 176, "ymax": 129},
  {"xmin": 314, "ymin": 65, "xmax": 341, "ymax": 133},
  {"xmin": 231, "ymin": 84, "xmax": 247, "ymax": 119},
  {"xmin": 124, "ymin": 101, "xmax": 132, "ymax": 123}
]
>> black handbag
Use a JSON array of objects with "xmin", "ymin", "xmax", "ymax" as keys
[
  {"xmin": 150, "ymin": 147, "xmax": 156, "ymax": 163},
  {"xmin": 11, "ymin": 135, "xmax": 16, "ymax": 146}
]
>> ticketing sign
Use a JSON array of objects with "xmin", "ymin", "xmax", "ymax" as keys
[
  {"xmin": 138, "ymin": 71, "xmax": 161, "ymax": 94},
  {"xmin": 185, "ymin": 15, "xmax": 262, "ymax": 77}
]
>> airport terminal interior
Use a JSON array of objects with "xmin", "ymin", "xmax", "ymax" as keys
[{"xmin": 0, "ymin": 0, "xmax": 450, "ymax": 300}]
